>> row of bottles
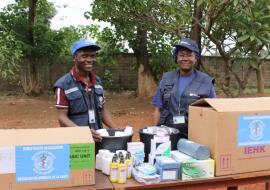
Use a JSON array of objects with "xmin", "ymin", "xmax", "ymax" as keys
[{"xmin": 110, "ymin": 151, "xmax": 132, "ymax": 183}]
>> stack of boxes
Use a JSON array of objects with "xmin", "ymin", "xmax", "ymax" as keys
[{"xmin": 152, "ymin": 140, "xmax": 215, "ymax": 181}]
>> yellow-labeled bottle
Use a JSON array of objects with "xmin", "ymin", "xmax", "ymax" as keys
[
  {"xmin": 110, "ymin": 155, "xmax": 118, "ymax": 183},
  {"xmin": 125, "ymin": 151, "xmax": 132, "ymax": 179},
  {"xmin": 118, "ymin": 152, "xmax": 123, "ymax": 163},
  {"xmin": 118, "ymin": 156, "xmax": 127, "ymax": 184}
]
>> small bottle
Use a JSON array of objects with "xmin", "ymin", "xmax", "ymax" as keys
[
  {"xmin": 118, "ymin": 156, "xmax": 127, "ymax": 183},
  {"xmin": 110, "ymin": 154, "xmax": 118, "ymax": 183},
  {"xmin": 96, "ymin": 149, "xmax": 109, "ymax": 170},
  {"xmin": 113, "ymin": 153, "xmax": 120, "ymax": 164},
  {"xmin": 118, "ymin": 152, "xmax": 123, "ymax": 162},
  {"xmin": 125, "ymin": 151, "xmax": 132, "ymax": 179}
]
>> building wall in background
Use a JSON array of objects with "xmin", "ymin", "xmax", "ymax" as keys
[{"xmin": 1, "ymin": 54, "xmax": 270, "ymax": 93}]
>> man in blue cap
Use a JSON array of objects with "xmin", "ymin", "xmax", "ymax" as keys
[
  {"xmin": 54, "ymin": 39, "xmax": 117, "ymax": 142},
  {"xmin": 152, "ymin": 38, "xmax": 216, "ymax": 138}
]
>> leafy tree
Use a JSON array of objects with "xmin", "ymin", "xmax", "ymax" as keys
[
  {"xmin": 234, "ymin": 0, "xmax": 270, "ymax": 94},
  {"xmin": 198, "ymin": 0, "xmax": 270, "ymax": 96},
  {"xmin": 154, "ymin": 0, "xmax": 270, "ymax": 95},
  {"xmin": 0, "ymin": 25, "xmax": 22, "ymax": 80},
  {"xmin": 89, "ymin": 0, "xmax": 270, "ymax": 96},
  {"xmin": 88, "ymin": 0, "xmax": 180, "ymax": 97},
  {"xmin": 0, "ymin": 0, "xmax": 68, "ymax": 95}
]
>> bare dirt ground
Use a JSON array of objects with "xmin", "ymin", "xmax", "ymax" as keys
[
  {"xmin": 1, "ymin": 90, "xmax": 270, "ymax": 138},
  {"xmin": 0, "ymin": 91, "xmax": 153, "ymax": 140}
]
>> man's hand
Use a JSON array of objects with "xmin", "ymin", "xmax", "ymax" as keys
[{"xmin": 90, "ymin": 129, "xmax": 102, "ymax": 142}]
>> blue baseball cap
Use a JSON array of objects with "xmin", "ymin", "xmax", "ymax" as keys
[
  {"xmin": 172, "ymin": 38, "xmax": 201, "ymax": 61},
  {"xmin": 71, "ymin": 39, "xmax": 101, "ymax": 56}
]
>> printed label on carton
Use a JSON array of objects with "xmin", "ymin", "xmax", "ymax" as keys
[
  {"xmin": 0, "ymin": 146, "xmax": 15, "ymax": 174},
  {"xmin": 70, "ymin": 143, "xmax": 94, "ymax": 169},
  {"xmin": 238, "ymin": 114, "xmax": 270, "ymax": 147},
  {"xmin": 15, "ymin": 144, "xmax": 70, "ymax": 182}
]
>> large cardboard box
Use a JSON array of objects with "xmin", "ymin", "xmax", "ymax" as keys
[
  {"xmin": 0, "ymin": 127, "xmax": 95, "ymax": 190},
  {"xmin": 189, "ymin": 97, "xmax": 270, "ymax": 176}
]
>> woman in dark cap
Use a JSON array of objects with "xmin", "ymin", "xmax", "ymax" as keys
[{"xmin": 152, "ymin": 38, "xmax": 216, "ymax": 138}]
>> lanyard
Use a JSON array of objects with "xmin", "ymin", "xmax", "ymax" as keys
[
  {"xmin": 177, "ymin": 74, "xmax": 187, "ymax": 115},
  {"xmin": 176, "ymin": 71, "xmax": 196, "ymax": 115},
  {"xmin": 78, "ymin": 83, "xmax": 97, "ymax": 129}
]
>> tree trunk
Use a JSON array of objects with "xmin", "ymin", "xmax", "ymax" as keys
[
  {"xmin": 136, "ymin": 26, "xmax": 156, "ymax": 98},
  {"xmin": 222, "ymin": 58, "xmax": 232, "ymax": 96},
  {"xmin": 191, "ymin": 0, "xmax": 202, "ymax": 70},
  {"xmin": 256, "ymin": 63, "xmax": 265, "ymax": 94},
  {"xmin": 21, "ymin": 60, "xmax": 41, "ymax": 96},
  {"xmin": 21, "ymin": 0, "xmax": 41, "ymax": 96},
  {"xmin": 228, "ymin": 62, "xmax": 254, "ymax": 96},
  {"xmin": 239, "ymin": 66, "xmax": 253, "ymax": 96},
  {"xmin": 28, "ymin": 0, "xmax": 37, "ymax": 45}
]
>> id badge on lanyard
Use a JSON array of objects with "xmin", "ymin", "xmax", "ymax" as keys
[
  {"xmin": 88, "ymin": 110, "xmax": 96, "ymax": 124},
  {"xmin": 173, "ymin": 115, "xmax": 185, "ymax": 124},
  {"xmin": 173, "ymin": 103, "xmax": 185, "ymax": 124}
]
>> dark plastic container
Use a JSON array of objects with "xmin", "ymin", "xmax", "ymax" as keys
[
  {"xmin": 139, "ymin": 126, "xmax": 181, "ymax": 162},
  {"xmin": 96, "ymin": 129, "xmax": 133, "ymax": 153}
]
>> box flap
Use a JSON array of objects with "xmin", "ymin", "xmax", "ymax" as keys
[
  {"xmin": 0, "ymin": 127, "xmax": 93, "ymax": 146},
  {"xmin": 191, "ymin": 97, "xmax": 270, "ymax": 112}
]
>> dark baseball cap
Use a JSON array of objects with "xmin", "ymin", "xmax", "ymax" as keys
[
  {"xmin": 174, "ymin": 38, "xmax": 199, "ymax": 54},
  {"xmin": 71, "ymin": 39, "xmax": 101, "ymax": 56},
  {"xmin": 174, "ymin": 38, "xmax": 201, "ymax": 60}
]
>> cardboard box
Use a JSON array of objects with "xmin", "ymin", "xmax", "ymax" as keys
[
  {"xmin": 0, "ymin": 127, "xmax": 95, "ymax": 190},
  {"xmin": 189, "ymin": 97, "xmax": 270, "ymax": 176}
]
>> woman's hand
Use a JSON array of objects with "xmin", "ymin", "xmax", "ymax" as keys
[{"xmin": 90, "ymin": 129, "xmax": 102, "ymax": 142}]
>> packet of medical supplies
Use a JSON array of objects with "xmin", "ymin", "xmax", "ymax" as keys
[
  {"xmin": 132, "ymin": 163, "xmax": 160, "ymax": 185},
  {"xmin": 181, "ymin": 159, "xmax": 215, "ymax": 180}
]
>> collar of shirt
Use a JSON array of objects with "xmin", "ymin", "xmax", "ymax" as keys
[
  {"xmin": 179, "ymin": 69, "xmax": 195, "ymax": 78},
  {"xmin": 70, "ymin": 67, "xmax": 96, "ymax": 90},
  {"xmin": 178, "ymin": 70, "xmax": 196, "ymax": 98}
]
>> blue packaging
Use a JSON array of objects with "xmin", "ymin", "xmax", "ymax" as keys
[
  {"xmin": 177, "ymin": 138, "xmax": 210, "ymax": 160},
  {"xmin": 133, "ymin": 151, "xmax": 145, "ymax": 166},
  {"xmin": 155, "ymin": 157, "xmax": 179, "ymax": 181}
]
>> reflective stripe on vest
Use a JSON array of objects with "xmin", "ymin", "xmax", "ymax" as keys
[{"xmin": 54, "ymin": 73, "xmax": 104, "ymax": 129}]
